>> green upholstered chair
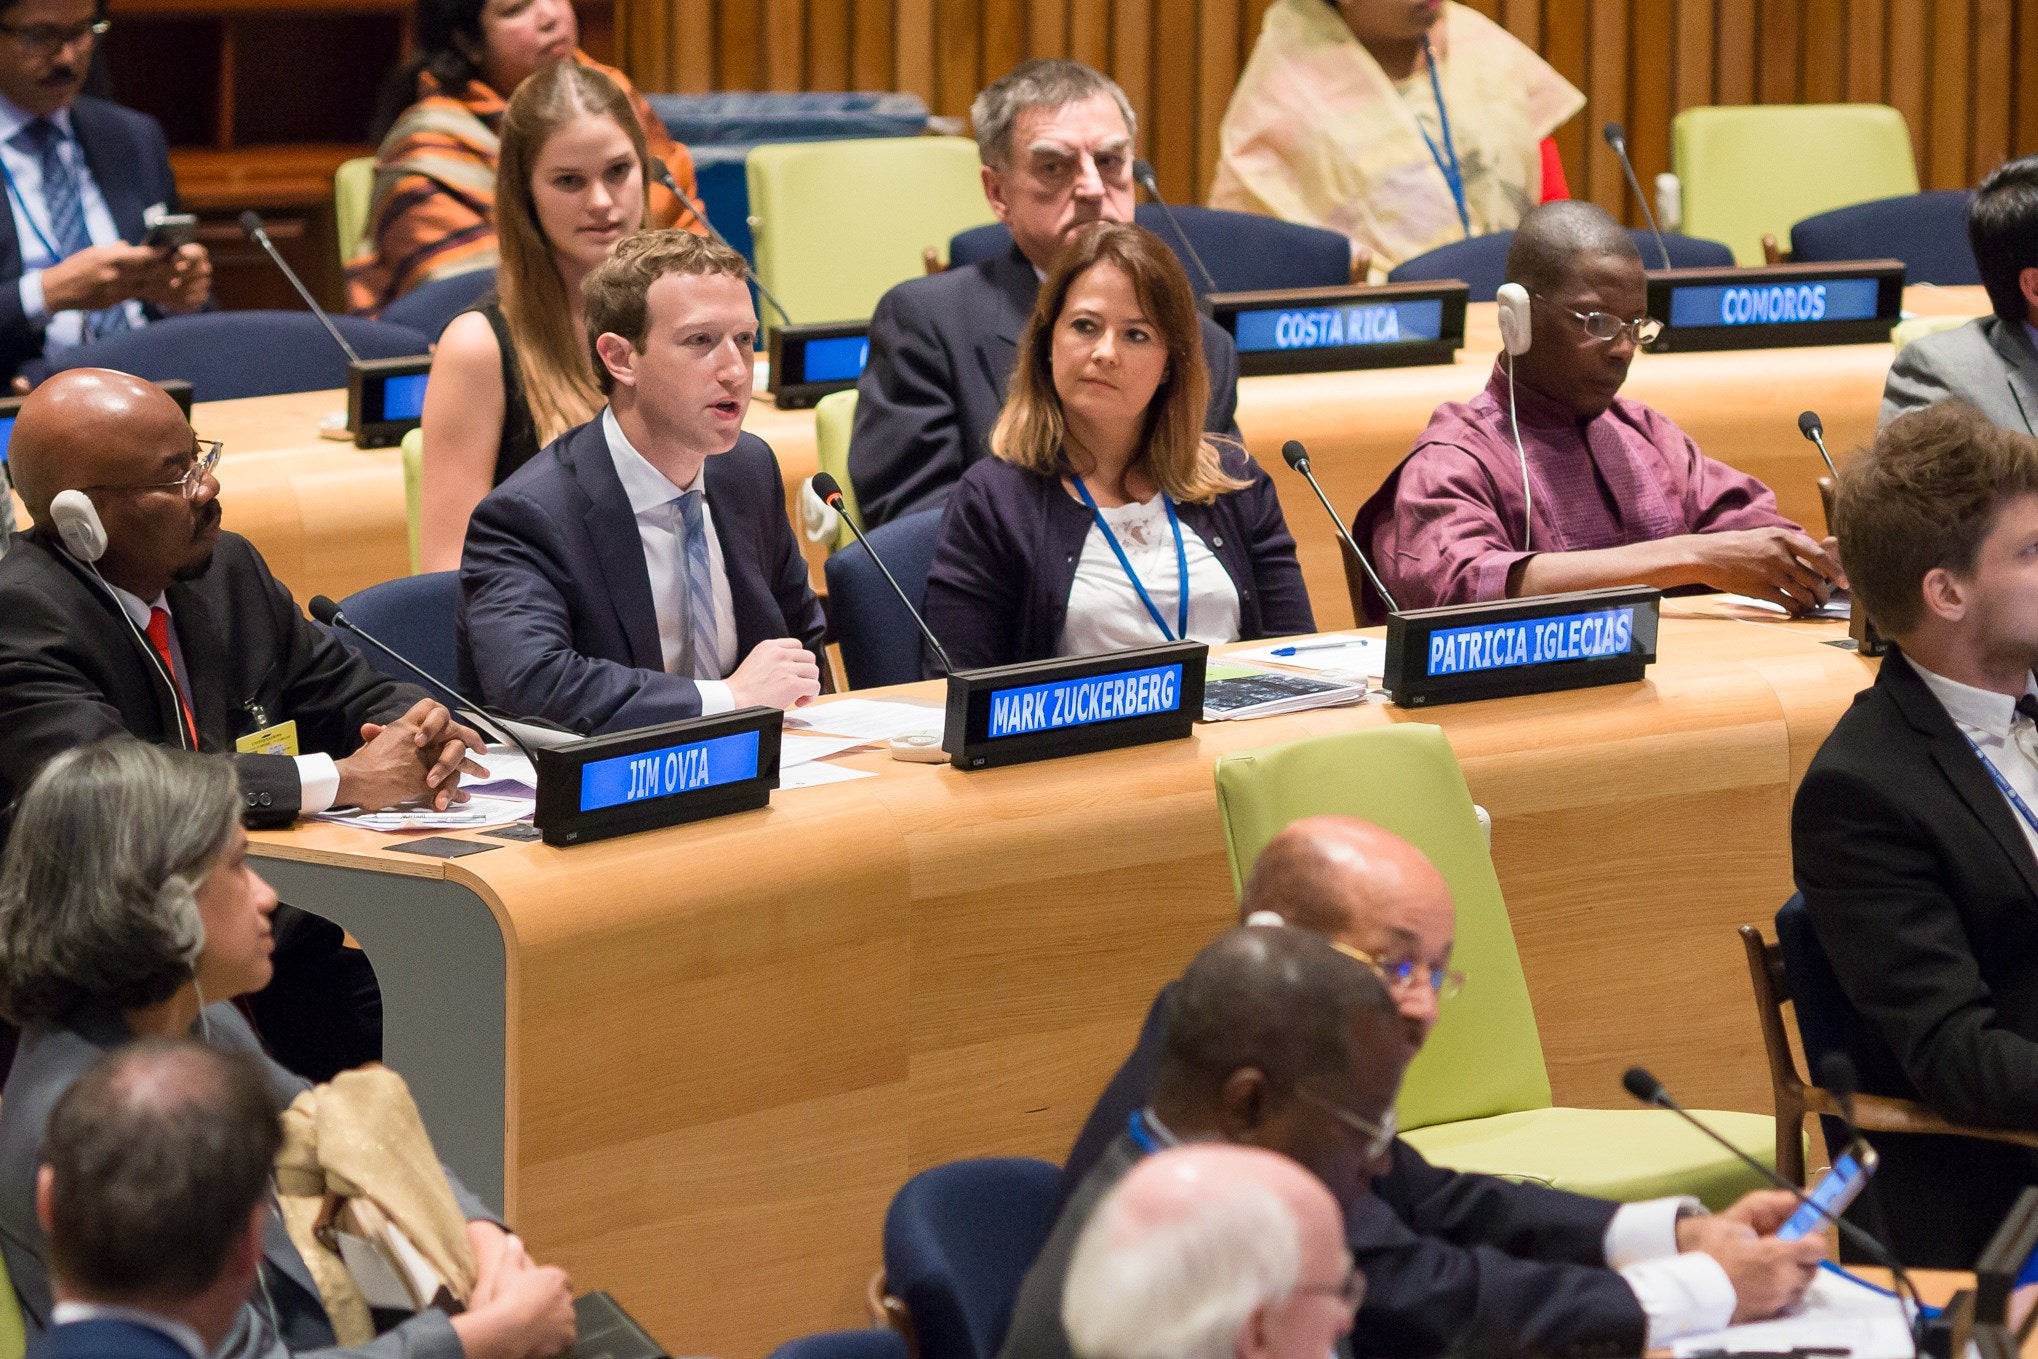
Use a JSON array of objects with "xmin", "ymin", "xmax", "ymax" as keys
[
  {"xmin": 1672, "ymin": 105, "xmax": 1918, "ymax": 266},
  {"xmin": 745, "ymin": 137, "xmax": 994, "ymax": 327},
  {"xmin": 334, "ymin": 155, "xmax": 378, "ymax": 268},
  {"xmin": 1213, "ymin": 724, "xmax": 1775, "ymax": 1208},
  {"xmin": 401, "ymin": 426, "xmax": 423, "ymax": 575},
  {"xmin": 1891, "ymin": 313, "xmax": 1975, "ymax": 354},
  {"xmin": 814, "ymin": 388, "xmax": 861, "ymax": 552},
  {"xmin": 0, "ymin": 1238, "xmax": 23, "ymax": 1359}
]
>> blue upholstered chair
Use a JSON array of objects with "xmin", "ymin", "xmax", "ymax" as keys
[
  {"xmin": 23, "ymin": 313, "xmax": 431, "ymax": 400},
  {"xmin": 380, "ymin": 268, "xmax": 498, "ymax": 342},
  {"xmin": 767, "ymin": 1331, "xmax": 910, "ymax": 1359},
  {"xmin": 1388, "ymin": 230, "xmax": 1736, "ymax": 300},
  {"xmin": 333, "ymin": 572, "xmax": 463, "ymax": 709},
  {"xmin": 947, "ymin": 204, "xmax": 1353, "ymax": 296},
  {"xmin": 877, "ymin": 1158, "xmax": 1062, "ymax": 1359},
  {"xmin": 824, "ymin": 507, "xmax": 945, "ymax": 689},
  {"xmin": 1789, "ymin": 191, "xmax": 1979, "ymax": 285}
]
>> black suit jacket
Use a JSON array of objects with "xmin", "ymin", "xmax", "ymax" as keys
[
  {"xmin": 0, "ymin": 529, "xmax": 425, "ymax": 831},
  {"xmin": 847, "ymin": 245, "xmax": 1243, "ymax": 529},
  {"xmin": 458, "ymin": 417, "xmax": 827, "ymax": 735},
  {"xmin": 1048, "ymin": 985, "xmax": 1644, "ymax": 1359},
  {"xmin": 0, "ymin": 96, "xmax": 180, "ymax": 379},
  {"xmin": 1793, "ymin": 646, "xmax": 2038, "ymax": 1265}
]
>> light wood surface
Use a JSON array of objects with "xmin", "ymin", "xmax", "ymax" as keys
[{"xmin": 250, "ymin": 605, "xmax": 1878, "ymax": 1358}]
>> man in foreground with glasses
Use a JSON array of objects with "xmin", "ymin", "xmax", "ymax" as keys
[
  {"xmin": 0, "ymin": 0, "xmax": 210, "ymax": 380},
  {"xmin": 1349, "ymin": 200, "xmax": 1841, "ymax": 619},
  {"xmin": 1054, "ymin": 817, "xmax": 1824, "ymax": 1359},
  {"xmin": 0, "ymin": 369, "xmax": 485, "ymax": 1079}
]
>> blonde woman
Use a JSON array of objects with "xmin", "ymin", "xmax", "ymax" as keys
[
  {"xmin": 418, "ymin": 61, "xmax": 646, "ymax": 571},
  {"xmin": 922, "ymin": 221, "xmax": 1313, "ymax": 673}
]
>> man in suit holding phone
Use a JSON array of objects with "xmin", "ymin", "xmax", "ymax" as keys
[
  {"xmin": 459, "ymin": 229, "xmax": 826, "ymax": 735},
  {"xmin": 1796, "ymin": 399, "xmax": 2038, "ymax": 1266},
  {"xmin": 0, "ymin": 0, "xmax": 210, "ymax": 380}
]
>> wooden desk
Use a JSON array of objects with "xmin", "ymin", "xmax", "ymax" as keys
[{"xmin": 248, "ymin": 605, "xmax": 1875, "ymax": 1358}]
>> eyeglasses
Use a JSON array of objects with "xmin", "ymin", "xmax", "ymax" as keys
[
  {"xmin": 1333, "ymin": 942, "xmax": 1465, "ymax": 1001},
  {"xmin": 1535, "ymin": 294, "xmax": 1663, "ymax": 347},
  {"xmin": 81, "ymin": 440, "xmax": 221, "ymax": 501},
  {"xmin": 0, "ymin": 17, "xmax": 109, "ymax": 57},
  {"xmin": 1296, "ymin": 1086, "xmax": 1398, "ymax": 1162},
  {"xmin": 1293, "ymin": 1261, "xmax": 1367, "ymax": 1315}
]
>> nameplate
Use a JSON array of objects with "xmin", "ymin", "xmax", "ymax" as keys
[
  {"xmin": 768, "ymin": 322, "xmax": 870, "ymax": 409},
  {"xmin": 943, "ymin": 641, "xmax": 1207, "ymax": 770},
  {"xmin": 1643, "ymin": 261, "xmax": 1903, "ymax": 353},
  {"xmin": 1206, "ymin": 281, "xmax": 1467, "ymax": 377},
  {"xmin": 532, "ymin": 707, "xmax": 782, "ymax": 846},
  {"xmin": 348, "ymin": 355, "xmax": 432, "ymax": 449},
  {"xmin": 0, "ymin": 379, "xmax": 190, "ymax": 464},
  {"xmin": 1383, "ymin": 587, "xmax": 1660, "ymax": 708}
]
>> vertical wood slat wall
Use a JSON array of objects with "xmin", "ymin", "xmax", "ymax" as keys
[{"xmin": 620, "ymin": 0, "xmax": 2038, "ymax": 222}]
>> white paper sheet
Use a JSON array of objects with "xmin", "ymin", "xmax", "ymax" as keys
[
  {"xmin": 315, "ymin": 793, "xmax": 533, "ymax": 834},
  {"xmin": 779, "ymin": 733, "xmax": 870, "ymax": 767},
  {"xmin": 1669, "ymin": 1267, "xmax": 1917, "ymax": 1359},
  {"xmin": 1228, "ymin": 636, "xmax": 1387, "ymax": 677},
  {"xmin": 1711, "ymin": 594, "xmax": 1851, "ymax": 620},
  {"xmin": 787, "ymin": 699, "xmax": 943, "ymax": 742},
  {"xmin": 778, "ymin": 761, "xmax": 877, "ymax": 789}
]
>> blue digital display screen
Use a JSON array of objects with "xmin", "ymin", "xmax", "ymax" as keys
[
  {"xmin": 1232, "ymin": 299, "xmax": 1446, "ymax": 354},
  {"xmin": 1667, "ymin": 278, "xmax": 1883, "ymax": 329},
  {"xmin": 986, "ymin": 663, "xmax": 1184, "ymax": 739},
  {"xmin": 0, "ymin": 414, "xmax": 13, "ymax": 464},
  {"xmin": 800, "ymin": 335, "xmax": 870, "ymax": 382},
  {"xmin": 379, "ymin": 373, "xmax": 429, "ymax": 422},
  {"xmin": 578, "ymin": 730, "xmax": 761, "ymax": 812},
  {"xmin": 1426, "ymin": 607, "xmax": 1638, "ymax": 678}
]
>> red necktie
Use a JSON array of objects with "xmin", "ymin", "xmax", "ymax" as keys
[{"xmin": 144, "ymin": 606, "xmax": 200, "ymax": 749}]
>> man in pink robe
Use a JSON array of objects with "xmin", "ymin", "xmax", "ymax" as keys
[{"xmin": 1351, "ymin": 202, "xmax": 1843, "ymax": 622}]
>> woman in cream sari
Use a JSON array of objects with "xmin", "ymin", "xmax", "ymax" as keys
[{"xmin": 1211, "ymin": 0, "xmax": 1583, "ymax": 277}]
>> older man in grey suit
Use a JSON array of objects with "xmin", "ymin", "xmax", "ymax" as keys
[{"xmin": 1882, "ymin": 154, "xmax": 2038, "ymax": 434}]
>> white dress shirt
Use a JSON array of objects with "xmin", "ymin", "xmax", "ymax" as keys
[
  {"xmin": 0, "ymin": 93, "xmax": 147, "ymax": 350},
  {"xmin": 601, "ymin": 407, "xmax": 740, "ymax": 715},
  {"xmin": 1057, "ymin": 492, "xmax": 1241, "ymax": 657},
  {"xmin": 105, "ymin": 582, "xmax": 340, "ymax": 812},
  {"xmin": 1911, "ymin": 658, "xmax": 2038, "ymax": 860},
  {"xmin": 52, "ymin": 1301, "xmax": 208, "ymax": 1359}
]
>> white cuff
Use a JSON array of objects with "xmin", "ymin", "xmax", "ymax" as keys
[
  {"xmin": 1622, "ymin": 1252, "xmax": 1739, "ymax": 1348},
  {"xmin": 1605, "ymin": 1196, "xmax": 1702, "ymax": 1269},
  {"xmin": 294, "ymin": 753, "xmax": 340, "ymax": 814},
  {"xmin": 19, "ymin": 270, "xmax": 46, "ymax": 325},
  {"xmin": 695, "ymin": 680, "xmax": 735, "ymax": 717}
]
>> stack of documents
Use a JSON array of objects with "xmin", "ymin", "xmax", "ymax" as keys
[
  {"xmin": 1203, "ymin": 663, "xmax": 1368, "ymax": 721},
  {"xmin": 1668, "ymin": 1266, "xmax": 1916, "ymax": 1359},
  {"xmin": 1229, "ymin": 635, "xmax": 1387, "ymax": 679}
]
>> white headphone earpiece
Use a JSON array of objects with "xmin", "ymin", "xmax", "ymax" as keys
[
  {"xmin": 1496, "ymin": 282, "xmax": 1533, "ymax": 357},
  {"xmin": 50, "ymin": 489, "xmax": 107, "ymax": 563}
]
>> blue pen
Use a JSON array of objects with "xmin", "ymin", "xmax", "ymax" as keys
[{"xmin": 1270, "ymin": 640, "xmax": 1369, "ymax": 657}]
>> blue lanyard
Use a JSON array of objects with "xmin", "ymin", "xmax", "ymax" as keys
[
  {"xmin": 1414, "ymin": 37, "xmax": 1471, "ymax": 238},
  {"xmin": 1965, "ymin": 733, "xmax": 2038, "ymax": 837},
  {"xmin": 1071, "ymin": 474, "xmax": 1189, "ymax": 644},
  {"xmin": 1126, "ymin": 1110, "xmax": 1165, "ymax": 1155},
  {"xmin": 0, "ymin": 153, "xmax": 63, "ymax": 265}
]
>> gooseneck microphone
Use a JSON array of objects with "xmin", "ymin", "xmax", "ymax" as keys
[
  {"xmin": 661, "ymin": 170, "xmax": 796, "ymax": 329},
  {"xmin": 1798, "ymin": 410, "xmax": 1839, "ymax": 479},
  {"xmin": 1622, "ymin": 1066, "xmax": 1923, "ymax": 1356},
  {"xmin": 309, "ymin": 594, "xmax": 539, "ymax": 767},
  {"xmin": 1600, "ymin": 124, "xmax": 1672, "ymax": 271},
  {"xmin": 237, "ymin": 211, "xmax": 362, "ymax": 364},
  {"xmin": 811, "ymin": 473, "xmax": 955, "ymax": 674},
  {"xmin": 1281, "ymin": 440, "xmax": 1401, "ymax": 615},
  {"xmin": 1133, "ymin": 158, "xmax": 1221, "ymax": 296}
]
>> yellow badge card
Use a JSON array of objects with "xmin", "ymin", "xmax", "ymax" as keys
[{"xmin": 236, "ymin": 720, "xmax": 301, "ymax": 757}]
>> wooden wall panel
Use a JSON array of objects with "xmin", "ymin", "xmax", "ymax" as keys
[{"xmin": 622, "ymin": 0, "xmax": 2034, "ymax": 224}]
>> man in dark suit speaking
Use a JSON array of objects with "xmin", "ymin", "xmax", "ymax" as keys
[
  {"xmin": 459, "ymin": 229, "xmax": 825, "ymax": 735},
  {"xmin": 1795, "ymin": 400, "xmax": 2038, "ymax": 1265},
  {"xmin": 0, "ymin": 0, "xmax": 211, "ymax": 379},
  {"xmin": 848, "ymin": 59, "xmax": 1241, "ymax": 530}
]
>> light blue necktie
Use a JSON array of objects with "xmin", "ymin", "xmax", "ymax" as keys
[
  {"xmin": 673, "ymin": 490, "xmax": 721, "ymax": 680},
  {"xmin": 13, "ymin": 117, "xmax": 131, "ymax": 339}
]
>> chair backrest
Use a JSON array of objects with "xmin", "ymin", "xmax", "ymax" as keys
[
  {"xmin": 1790, "ymin": 190, "xmax": 1978, "ymax": 286},
  {"xmin": 22, "ymin": 313, "xmax": 431, "ymax": 401},
  {"xmin": 400, "ymin": 427, "xmax": 424, "ymax": 575},
  {"xmin": 380, "ymin": 267, "xmax": 498, "ymax": 341},
  {"xmin": 1673, "ymin": 104, "xmax": 1920, "ymax": 266},
  {"xmin": 882, "ymin": 1158, "xmax": 1062, "ymax": 1359},
  {"xmin": 815, "ymin": 388, "xmax": 861, "ymax": 550},
  {"xmin": 825, "ymin": 506, "xmax": 944, "ymax": 689},
  {"xmin": 1387, "ymin": 229, "xmax": 1735, "ymax": 299},
  {"xmin": 767, "ymin": 1332, "xmax": 910, "ymax": 1359},
  {"xmin": 1772, "ymin": 894, "xmax": 1855, "ymax": 1089},
  {"xmin": 335, "ymin": 155, "xmax": 377, "ymax": 265},
  {"xmin": 947, "ymin": 204, "xmax": 1353, "ymax": 295},
  {"xmin": 1211, "ymin": 725, "xmax": 1552, "ymax": 1129},
  {"xmin": 747, "ymin": 137, "xmax": 994, "ymax": 325},
  {"xmin": 335, "ymin": 572, "xmax": 463, "ymax": 708},
  {"xmin": 1737, "ymin": 922, "xmax": 1809, "ymax": 1185}
]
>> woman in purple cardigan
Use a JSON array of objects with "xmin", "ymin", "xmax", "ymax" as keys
[{"xmin": 922, "ymin": 222, "xmax": 1314, "ymax": 675}]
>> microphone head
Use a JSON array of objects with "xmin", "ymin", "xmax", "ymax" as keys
[
  {"xmin": 1797, "ymin": 410, "xmax": 1824, "ymax": 443},
  {"xmin": 1601, "ymin": 122, "xmax": 1627, "ymax": 150},
  {"xmin": 1281, "ymin": 440, "xmax": 1310, "ymax": 472},
  {"xmin": 1621, "ymin": 1066, "xmax": 1664, "ymax": 1105},
  {"xmin": 236, "ymin": 210, "xmax": 265, "ymax": 239},
  {"xmin": 1819, "ymin": 1052, "xmax": 1859, "ymax": 1104},
  {"xmin": 810, "ymin": 471, "xmax": 845, "ymax": 509},
  {"xmin": 307, "ymin": 594, "xmax": 343, "ymax": 627},
  {"xmin": 1133, "ymin": 158, "xmax": 1160, "ymax": 190}
]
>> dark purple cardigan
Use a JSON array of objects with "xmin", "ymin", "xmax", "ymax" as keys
[{"xmin": 920, "ymin": 445, "xmax": 1315, "ymax": 675}]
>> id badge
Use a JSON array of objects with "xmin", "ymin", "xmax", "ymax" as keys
[{"xmin": 235, "ymin": 719, "xmax": 300, "ymax": 757}]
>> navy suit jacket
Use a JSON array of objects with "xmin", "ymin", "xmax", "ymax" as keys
[
  {"xmin": 0, "ymin": 96, "xmax": 180, "ymax": 379},
  {"xmin": 28, "ymin": 1319, "xmax": 193, "ymax": 1359},
  {"xmin": 847, "ymin": 245, "xmax": 1242, "ymax": 529},
  {"xmin": 458, "ymin": 416, "xmax": 827, "ymax": 734}
]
